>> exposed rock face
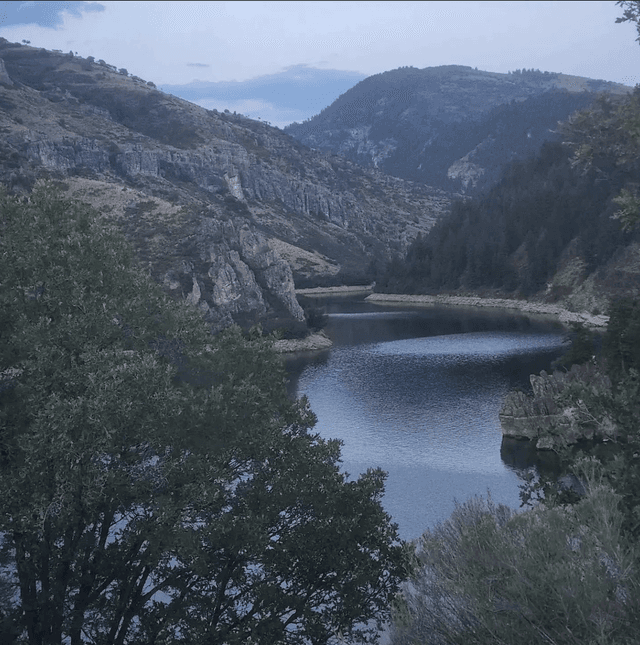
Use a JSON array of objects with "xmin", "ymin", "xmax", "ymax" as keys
[
  {"xmin": 499, "ymin": 363, "xmax": 617, "ymax": 450},
  {"xmin": 446, "ymin": 156, "xmax": 485, "ymax": 192},
  {"xmin": 0, "ymin": 39, "xmax": 449, "ymax": 330},
  {"xmin": 195, "ymin": 219, "xmax": 305, "ymax": 331}
]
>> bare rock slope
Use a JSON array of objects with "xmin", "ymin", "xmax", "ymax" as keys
[{"xmin": 0, "ymin": 39, "xmax": 449, "ymax": 331}]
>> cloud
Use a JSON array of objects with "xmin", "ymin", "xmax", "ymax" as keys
[
  {"xmin": 0, "ymin": 2, "xmax": 638, "ymax": 89},
  {"xmin": 187, "ymin": 62, "xmax": 210, "ymax": 68},
  {"xmin": 162, "ymin": 65, "xmax": 366, "ymax": 120},
  {"xmin": 0, "ymin": 1, "xmax": 104, "ymax": 29}
]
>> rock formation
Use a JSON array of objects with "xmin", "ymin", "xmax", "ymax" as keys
[
  {"xmin": 499, "ymin": 363, "xmax": 618, "ymax": 450},
  {"xmin": 0, "ymin": 57, "xmax": 13, "ymax": 85},
  {"xmin": 0, "ymin": 38, "xmax": 449, "ymax": 331}
]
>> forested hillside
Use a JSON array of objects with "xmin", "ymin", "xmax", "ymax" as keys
[{"xmin": 378, "ymin": 90, "xmax": 640, "ymax": 312}]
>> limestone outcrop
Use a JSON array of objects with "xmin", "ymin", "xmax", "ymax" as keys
[
  {"xmin": 0, "ymin": 39, "xmax": 450, "ymax": 330},
  {"xmin": 0, "ymin": 57, "xmax": 13, "ymax": 85},
  {"xmin": 499, "ymin": 363, "xmax": 618, "ymax": 450}
]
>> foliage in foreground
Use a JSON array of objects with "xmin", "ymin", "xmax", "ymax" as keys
[
  {"xmin": 389, "ymin": 293, "xmax": 640, "ymax": 645},
  {"xmin": 0, "ymin": 187, "xmax": 409, "ymax": 644},
  {"xmin": 391, "ymin": 481, "xmax": 640, "ymax": 645}
]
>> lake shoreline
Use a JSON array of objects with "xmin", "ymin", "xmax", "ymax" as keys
[
  {"xmin": 295, "ymin": 285, "xmax": 374, "ymax": 297},
  {"xmin": 282, "ymin": 288, "xmax": 608, "ymax": 352},
  {"xmin": 286, "ymin": 298, "xmax": 556, "ymax": 540},
  {"xmin": 272, "ymin": 331, "xmax": 333, "ymax": 353},
  {"xmin": 365, "ymin": 293, "xmax": 609, "ymax": 328}
]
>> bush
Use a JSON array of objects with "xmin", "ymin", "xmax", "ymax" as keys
[
  {"xmin": 304, "ymin": 304, "xmax": 329, "ymax": 332},
  {"xmin": 391, "ymin": 482, "xmax": 640, "ymax": 645}
]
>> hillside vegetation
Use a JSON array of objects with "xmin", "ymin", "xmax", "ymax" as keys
[{"xmin": 378, "ymin": 90, "xmax": 640, "ymax": 314}]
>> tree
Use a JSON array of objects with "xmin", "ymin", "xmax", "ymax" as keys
[
  {"xmin": 0, "ymin": 187, "xmax": 409, "ymax": 644},
  {"xmin": 551, "ymin": 322, "xmax": 597, "ymax": 371},
  {"xmin": 616, "ymin": 1, "xmax": 640, "ymax": 41}
]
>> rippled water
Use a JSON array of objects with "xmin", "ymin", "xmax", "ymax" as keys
[{"xmin": 286, "ymin": 300, "xmax": 567, "ymax": 541}]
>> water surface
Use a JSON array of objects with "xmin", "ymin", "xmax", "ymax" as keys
[{"xmin": 286, "ymin": 299, "xmax": 566, "ymax": 541}]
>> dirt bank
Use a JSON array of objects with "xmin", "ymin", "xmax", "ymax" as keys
[{"xmin": 295, "ymin": 285, "xmax": 374, "ymax": 297}]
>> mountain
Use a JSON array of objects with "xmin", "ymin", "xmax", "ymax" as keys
[
  {"xmin": 285, "ymin": 65, "xmax": 631, "ymax": 194},
  {"xmin": 161, "ymin": 65, "xmax": 367, "ymax": 129},
  {"xmin": 0, "ymin": 39, "xmax": 448, "ymax": 332},
  {"xmin": 378, "ymin": 90, "xmax": 640, "ymax": 314}
]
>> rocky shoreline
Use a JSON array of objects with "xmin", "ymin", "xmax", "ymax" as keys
[
  {"xmin": 499, "ymin": 363, "xmax": 618, "ymax": 450},
  {"xmin": 272, "ymin": 331, "xmax": 333, "ymax": 353},
  {"xmin": 365, "ymin": 293, "xmax": 609, "ymax": 328}
]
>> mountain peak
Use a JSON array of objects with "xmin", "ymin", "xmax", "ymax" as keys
[{"xmin": 285, "ymin": 65, "xmax": 630, "ymax": 193}]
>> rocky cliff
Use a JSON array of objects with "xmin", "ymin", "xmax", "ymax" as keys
[
  {"xmin": 0, "ymin": 39, "xmax": 449, "ymax": 331},
  {"xmin": 285, "ymin": 66, "xmax": 630, "ymax": 194},
  {"xmin": 499, "ymin": 363, "xmax": 619, "ymax": 450}
]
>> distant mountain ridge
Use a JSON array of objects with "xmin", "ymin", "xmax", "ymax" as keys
[
  {"xmin": 285, "ymin": 65, "xmax": 631, "ymax": 194},
  {"xmin": 162, "ymin": 65, "xmax": 367, "ymax": 128}
]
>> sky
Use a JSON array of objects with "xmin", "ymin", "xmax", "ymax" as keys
[{"xmin": 0, "ymin": 1, "xmax": 639, "ymax": 126}]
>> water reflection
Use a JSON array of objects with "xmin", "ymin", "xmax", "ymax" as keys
[{"xmin": 286, "ymin": 299, "xmax": 567, "ymax": 540}]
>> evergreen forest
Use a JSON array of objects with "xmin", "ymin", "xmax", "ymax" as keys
[{"xmin": 379, "ymin": 89, "xmax": 640, "ymax": 299}]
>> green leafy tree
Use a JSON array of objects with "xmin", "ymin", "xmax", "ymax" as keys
[
  {"xmin": 561, "ymin": 86, "xmax": 640, "ymax": 231},
  {"xmin": 0, "ymin": 187, "xmax": 409, "ymax": 644},
  {"xmin": 603, "ymin": 297, "xmax": 640, "ymax": 378},
  {"xmin": 551, "ymin": 322, "xmax": 597, "ymax": 371}
]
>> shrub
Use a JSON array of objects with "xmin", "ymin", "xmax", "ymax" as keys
[{"xmin": 391, "ymin": 483, "xmax": 640, "ymax": 645}]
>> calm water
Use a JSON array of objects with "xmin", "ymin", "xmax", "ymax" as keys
[{"xmin": 286, "ymin": 298, "xmax": 567, "ymax": 541}]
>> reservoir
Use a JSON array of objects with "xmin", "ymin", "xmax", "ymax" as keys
[{"xmin": 286, "ymin": 298, "xmax": 567, "ymax": 541}]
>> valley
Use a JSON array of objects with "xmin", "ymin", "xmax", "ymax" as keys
[
  {"xmin": 2, "ymin": 38, "xmax": 637, "ymax": 337},
  {"xmin": 2, "ymin": 27, "xmax": 640, "ymax": 643}
]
